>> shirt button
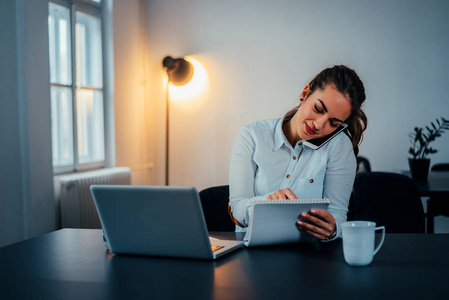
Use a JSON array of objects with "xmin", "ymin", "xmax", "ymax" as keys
[
  {"xmin": 309, "ymin": 179, "xmax": 314, "ymax": 183},
  {"xmin": 298, "ymin": 141, "xmax": 302, "ymax": 146},
  {"xmin": 287, "ymin": 175, "xmax": 291, "ymax": 179},
  {"xmin": 293, "ymin": 156, "xmax": 297, "ymax": 160}
]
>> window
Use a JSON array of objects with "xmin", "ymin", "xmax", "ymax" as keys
[{"xmin": 48, "ymin": 0, "xmax": 106, "ymax": 173}]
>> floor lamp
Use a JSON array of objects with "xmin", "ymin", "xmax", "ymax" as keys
[{"xmin": 162, "ymin": 56, "xmax": 194, "ymax": 186}]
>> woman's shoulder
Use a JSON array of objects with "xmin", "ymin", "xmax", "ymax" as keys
[
  {"xmin": 233, "ymin": 118, "xmax": 280, "ymax": 152},
  {"xmin": 235, "ymin": 118, "xmax": 280, "ymax": 145},
  {"xmin": 244, "ymin": 118, "xmax": 280, "ymax": 131},
  {"xmin": 324, "ymin": 131, "xmax": 354, "ymax": 154}
]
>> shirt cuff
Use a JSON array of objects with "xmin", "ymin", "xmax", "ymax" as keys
[
  {"xmin": 244, "ymin": 194, "xmax": 271, "ymax": 227},
  {"xmin": 320, "ymin": 222, "xmax": 340, "ymax": 243}
]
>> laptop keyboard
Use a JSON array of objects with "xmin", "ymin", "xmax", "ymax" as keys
[{"xmin": 211, "ymin": 245, "xmax": 224, "ymax": 252}]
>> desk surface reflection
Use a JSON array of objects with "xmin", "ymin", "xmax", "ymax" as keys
[{"xmin": 0, "ymin": 229, "xmax": 448, "ymax": 300}]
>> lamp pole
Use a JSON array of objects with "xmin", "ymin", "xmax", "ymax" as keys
[
  {"xmin": 165, "ymin": 78, "xmax": 170, "ymax": 186},
  {"xmin": 162, "ymin": 56, "xmax": 194, "ymax": 186}
]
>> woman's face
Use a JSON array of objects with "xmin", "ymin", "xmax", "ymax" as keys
[{"xmin": 293, "ymin": 84, "xmax": 352, "ymax": 141}]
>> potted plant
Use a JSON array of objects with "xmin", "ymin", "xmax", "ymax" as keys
[{"xmin": 408, "ymin": 117, "xmax": 449, "ymax": 180}]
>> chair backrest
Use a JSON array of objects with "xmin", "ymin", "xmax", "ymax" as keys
[
  {"xmin": 199, "ymin": 185, "xmax": 235, "ymax": 232},
  {"xmin": 348, "ymin": 172, "xmax": 425, "ymax": 233},
  {"xmin": 356, "ymin": 156, "xmax": 371, "ymax": 173},
  {"xmin": 431, "ymin": 163, "xmax": 449, "ymax": 171}
]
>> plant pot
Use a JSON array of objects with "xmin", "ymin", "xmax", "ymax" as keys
[{"xmin": 408, "ymin": 158, "xmax": 430, "ymax": 180}]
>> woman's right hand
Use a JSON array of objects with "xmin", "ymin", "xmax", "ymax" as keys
[{"xmin": 267, "ymin": 188, "xmax": 298, "ymax": 200}]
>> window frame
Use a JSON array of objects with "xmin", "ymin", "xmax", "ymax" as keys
[{"xmin": 49, "ymin": 0, "xmax": 110, "ymax": 174}]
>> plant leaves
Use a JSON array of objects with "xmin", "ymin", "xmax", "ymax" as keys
[
  {"xmin": 427, "ymin": 147, "xmax": 438, "ymax": 154},
  {"xmin": 408, "ymin": 116, "xmax": 449, "ymax": 159}
]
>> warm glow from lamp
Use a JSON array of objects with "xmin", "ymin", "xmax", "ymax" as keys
[{"xmin": 168, "ymin": 57, "xmax": 208, "ymax": 102}]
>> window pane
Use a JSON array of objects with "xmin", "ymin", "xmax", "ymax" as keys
[
  {"xmin": 76, "ymin": 89, "xmax": 105, "ymax": 164},
  {"xmin": 75, "ymin": 12, "xmax": 103, "ymax": 89},
  {"xmin": 48, "ymin": 3, "xmax": 72, "ymax": 85},
  {"xmin": 51, "ymin": 86, "xmax": 74, "ymax": 167}
]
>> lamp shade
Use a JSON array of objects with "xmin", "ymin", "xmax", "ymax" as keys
[{"xmin": 162, "ymin": 56, "xmax": 194, "ymax": 86}]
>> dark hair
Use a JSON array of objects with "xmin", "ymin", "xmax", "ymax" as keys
[{"xmin": 296, "ymin": 65, "xmax": 367, "ymax": 156}]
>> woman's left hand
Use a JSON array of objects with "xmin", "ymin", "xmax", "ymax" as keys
[{"xmin": 296, "ymin": 209, "xmax": 336, "ymax": 240}]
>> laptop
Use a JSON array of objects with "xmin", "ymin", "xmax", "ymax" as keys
[{"xmin": 90, "ymin": 185, "xmax": 243, "ymax": 260}]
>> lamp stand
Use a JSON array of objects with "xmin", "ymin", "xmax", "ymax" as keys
[
  {"xmin": 162, "ymin": 56, "xmax": 194, "ymax": 186},
  {"xmin": 165, "ymin": 78, "xmax": 170, "ymax": 186}
]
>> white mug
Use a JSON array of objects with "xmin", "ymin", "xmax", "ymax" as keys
[{"xmin": 341, "ymin": 221, "xmax": 385, "ymax": 267}]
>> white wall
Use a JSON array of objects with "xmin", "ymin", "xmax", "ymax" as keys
[
  {"xmin": 0, "ymin": 0, "xmax": 55, "ymax": 247},
  {"xmin": 145, "ymin": 0, "xmax": 449, "ymax": 191},
  {"xmin": 113, "ymin": 0, "xmax": 154, "ymax": 185}
]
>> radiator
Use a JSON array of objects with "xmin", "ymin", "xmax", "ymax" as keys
[{"xmin": 55, "ymin": 167, "xmax": 132, "ymax": 229}]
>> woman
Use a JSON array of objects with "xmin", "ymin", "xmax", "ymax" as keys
[{"xmin": 228, "ymin": 65, "xmax": 367, "ymax": 241}]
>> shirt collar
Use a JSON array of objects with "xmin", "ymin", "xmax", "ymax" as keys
[{"xmin": 274, "ymin": 112, "xmax": 295, "ymax": 151}]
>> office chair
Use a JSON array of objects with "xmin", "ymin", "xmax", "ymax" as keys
[
  {"xmin": 356, "ymin": 156, "xmax": 371, "ymax": 173},
  {"xmin": 199, "ymin": 185, "xmax": 235, "ymax": 232},
  {"xmin": 426, "ymin": 163, "xmax": 449, "ymax": 233},
  {"xmin": 348, "ymin": 172, "xmax": 425, "ymax": 233},
  {"xmin": 430, "ymin": 163, "xmax": 449, "ymax": 171}
]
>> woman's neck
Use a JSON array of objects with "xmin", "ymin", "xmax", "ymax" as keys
[{"xmin": 282, "ymin": 116, "xmax": 300, "ymax": 147}]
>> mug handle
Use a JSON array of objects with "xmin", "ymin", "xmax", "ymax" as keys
[{"xmin": 373, "ymin": 226, "xmax": 385, "ymax": 256}]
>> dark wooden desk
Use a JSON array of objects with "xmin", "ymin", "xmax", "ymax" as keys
[
  {"xmin": 404, "ymin": 171, "xmax": 449, "ymax": 197},
  {"xmin": 403, "ymin": 171, "xmax": 449, "ymax": 233},
  {"xmin": 1, "ymin": 229, "xmax": 448, "ymax": 300},
  {"xmin": 420, "ymin": 171, "xmax": 449, "ymax": 234}
]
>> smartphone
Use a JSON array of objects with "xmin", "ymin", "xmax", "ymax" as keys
[{"xmin": 302, "ymin": 123, "xmax": 348, "ymax": 150}]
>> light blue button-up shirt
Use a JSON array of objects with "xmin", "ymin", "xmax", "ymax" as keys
[{"xmin": 229, "ymin": 116, "xmax": 356, "ymax": 239}]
